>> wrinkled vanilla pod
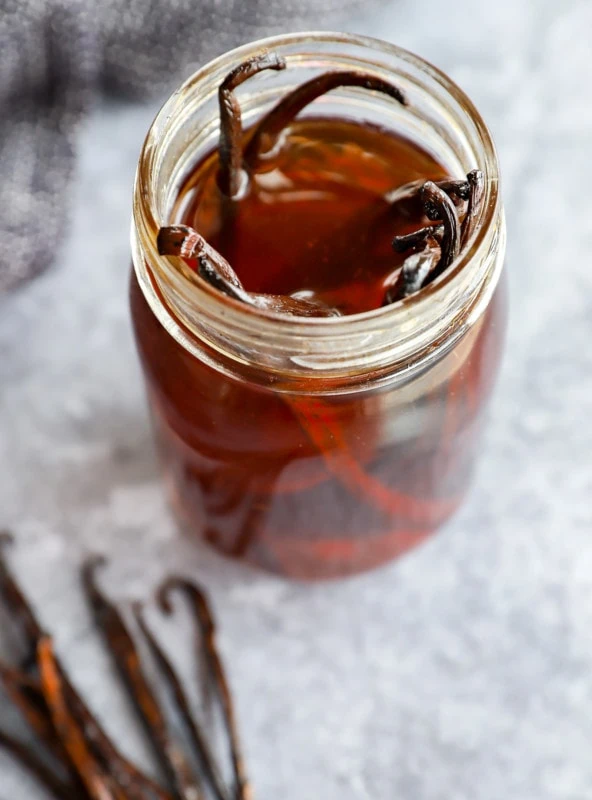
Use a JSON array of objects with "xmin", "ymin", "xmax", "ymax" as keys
[
  {"xmin": 0, "ymin": 539, "xmax": 248, "ymax": 800},
  {"xmin": 386, "ymin": 170, "xmax": 484, "ymax": 301}
]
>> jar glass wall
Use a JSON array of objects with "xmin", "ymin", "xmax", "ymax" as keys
[{"xmin": 130, "ymin": 32, "xmax": 507, "ymax": 579}]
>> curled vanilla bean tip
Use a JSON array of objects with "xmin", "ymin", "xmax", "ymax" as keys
[
  {"xmin": 388, "ymin": 170, "xmax": 478, "ymax": 303},
  {"xmin": 158, "ymin": 579, "xmax": 217, "ymax": 643},
  {"xmin": 244, "ymin": 70, "xmax": 407, "ymax": 168},
  {"xmin": 158, "ymin": 577, "xmax": 215, "ymax": 630},
  {"xmin": 218, "ymin": 52, "xmax": 287, "ymax": 198}
]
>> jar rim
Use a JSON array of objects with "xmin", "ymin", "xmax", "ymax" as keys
[{"xmin": 132, "ymin": 31, "xmax": 504, "ymax": 386}]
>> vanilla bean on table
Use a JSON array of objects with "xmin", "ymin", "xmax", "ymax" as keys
[{"xmin": 0, "ymin": 536, "xmax": 246, "ymax": 800}]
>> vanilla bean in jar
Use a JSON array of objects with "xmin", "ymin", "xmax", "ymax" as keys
[{"xmin": 130, "ymin": 33, "xmax": 507, "ymax": 579}]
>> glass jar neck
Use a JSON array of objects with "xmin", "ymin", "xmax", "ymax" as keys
[{"xmin": 132, "ymin": 32, "xmax": 504, "ymax": 393}]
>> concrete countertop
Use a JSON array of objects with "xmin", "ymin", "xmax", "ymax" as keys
[{"xmin": 1, "ymin": 1, "xmax": 591, "ymax": 797}]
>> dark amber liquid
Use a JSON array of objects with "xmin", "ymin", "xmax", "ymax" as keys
[
  {"xmin": 131, "ymin": 118, "xmax": 506, "ymax": 579},
  {"xmin": 175, "ymin": 118, "xmax": 448, "ymax": 315}
]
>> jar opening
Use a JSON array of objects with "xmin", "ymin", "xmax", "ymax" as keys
[{"xmin": 132, "ymin": 32, "xmax": 504, "ymax": 389}]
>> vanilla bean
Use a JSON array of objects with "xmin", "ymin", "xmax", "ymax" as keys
[
  {"xmin": 230, "ymin": 472, "xmax": 278, "ymax": 558},
  {"xmin": 218, "ymin": 53, "xmax": 287, "ymax": 198},
  {"xmin": 63, "ymin": 679, "xmax": 172, "ymax": 800},
  {"xmin": 392, "ymin": 225, "xmax": 444, "ymax": 253},
  {"xmin": 158, "ymin": 224, "xmax": 339, "ymax": 317},
  {"xmin": 385, "ymin": 243, "xmax": 442, "ymax": 303},
  {"xmin": 38, "ymin": 637, "xmax": 125, "ymax": 800},
  {"xmin": 385, "ymin": 177, "xmax": 469, "ymax": 207},
  {"xmin": 0, "ymin": 537, "xmax": 167, "ymax": 800},
  {"xmin": 134, "ymin": 604, "xmax": 229, "ymax": 800},
  {"xmin": 385, "ymin": 177, "xmax": 466, "ymax": 304},
  {"xmin": 0, "ymin": 729, "xmax": 80, "ymax": 800},
  {"xmin": 1, "ymin": 642, "xmax": 159, "ymax": 800},
  {"xmin": 0, "ymin": 533, "xmax": 46, "ymax": 663},
  {"xmin": 435, "ymin": 178, "xmax": 471, "ymax": 200},
  {"xmin": 49, "ymin": 655, "xmax": 170, "ymax": 800},
  {"xmin": 244, "ymin": 71, "xmax": 406, "ymax": 169},
  {"xmin": 421, "ymin": 181, "xmax": 461, "ymax": 276},
  {"xmin": 157, "ymin": 226, "xmax": 244, "ymax": 290},
  {"xmin": 82, "ymin": 557, "xmax": 202, "ymax": 800},
  {"xmin": 159, "ymin": 580, "xmax": 249, "ymax": 800},
  {"xmin": 0, "ymin": 546, "xmax": 247, "ymax": 800},
  {"xmin": 0, "ymin": 540, "xmax": 88, "ymax": 799},
  {"xmin": 158, "ymin": 224, "xmax": 254, "ymax": 305},
  {"xmin": 197, "ymin": 256, "xmax": 251, "ymax": 304},
  {"xmin": 461, "ymin": 168, "xmax": 484, "ymax": 246},
  {"xmin": 0, "ymin": 661, "xmax": 65, "ymax": 763},
  {"xmin": 0, "ymin": 540, "xmax": 144, "ymax": 799}
]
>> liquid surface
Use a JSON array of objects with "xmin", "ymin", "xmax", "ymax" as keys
[{"xmin": 175, "ymin": 118, "xmax": 448, "ymax": 315}]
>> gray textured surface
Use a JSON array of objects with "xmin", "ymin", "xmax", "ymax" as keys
[
  {"xmin": 1, "ymin": 1, "xmax": 591, "ymax": 797},
  {"xmin": 0, "ymin": 0, "xmax": 366, "ymax": 292}
]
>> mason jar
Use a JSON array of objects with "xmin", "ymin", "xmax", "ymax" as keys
[{"xmin": 130, "ymin": 32, "xmax": 507, "ymax": 580}]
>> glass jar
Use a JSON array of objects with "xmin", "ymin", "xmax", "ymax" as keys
[{"xmin": 130, "ymin": 32, "xmax": 507, "ymax": 580}]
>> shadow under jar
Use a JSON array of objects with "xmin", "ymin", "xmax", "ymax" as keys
[{"xmin": 130, "ymin": 32, "xmax": 507, "ymax": 580}]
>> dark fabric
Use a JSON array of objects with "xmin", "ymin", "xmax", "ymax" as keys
[{"xmin": 0, "ymin": 0, "xmax": 363, "ymax": 292}]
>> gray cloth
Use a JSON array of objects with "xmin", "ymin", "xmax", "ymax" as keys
[{"xmin": 0, "ymin": 0, "xmax": 363, "ymax": 293}]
